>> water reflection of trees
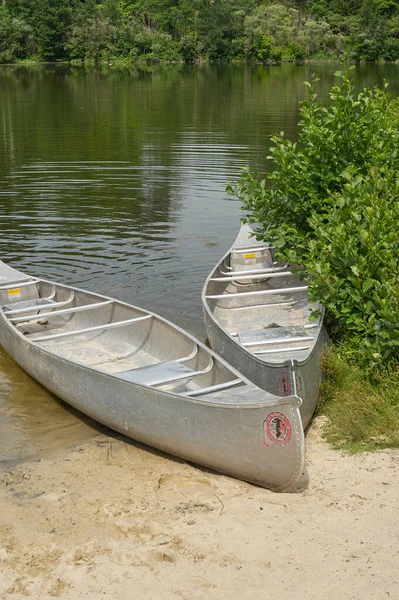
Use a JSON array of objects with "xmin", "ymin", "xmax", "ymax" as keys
[{"xmin": 1, "ymin": 63, "xmax": 398, "ymax": 248}]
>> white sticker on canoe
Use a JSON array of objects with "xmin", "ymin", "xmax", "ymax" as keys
[
  {"xmin": 263, "ymin": 411, "xmax": 292, "ymax": 447},
  {"xmin": 7, "ymin": 288, "xmax": 22, "ymax": 300}
]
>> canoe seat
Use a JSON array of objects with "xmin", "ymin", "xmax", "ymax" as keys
[
  {"xmin": 230, "ymin": 245, "xmax": 274, "ymax": 275},
  {"xmin": 238, "ymin": 325, "xmax": 311, "ymax": 345},
  {"xmin": 3, "ymin": 298, "xmax": 56, "ymax": 312},
  {"xmin": 115, "ymin": 360, "xmax": 201, "ymax": 386}
]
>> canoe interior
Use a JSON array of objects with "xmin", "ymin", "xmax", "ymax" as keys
[
  {"xmin": 204, "ymin": 231, "xmax": 323, "ymax": 365},
  {"xmin": 1, "ymin": 278, "xmax": 246, "ymax": 398}
]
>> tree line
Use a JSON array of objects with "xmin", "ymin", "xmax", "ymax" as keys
[{"xmin": 0, "ymin": 0, "xmax": 398, "ymax": 64}]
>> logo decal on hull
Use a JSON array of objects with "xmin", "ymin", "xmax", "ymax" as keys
[
  {"xmin": 279, "ymin": 372, "xmax": 291, "ymax": 396},
  {"xmin": 263, "ymin": 412, "xmax": 292, "ymax": 447}
]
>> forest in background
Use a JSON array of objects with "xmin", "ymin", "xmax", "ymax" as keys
[{"xmin": 0, "ymin": 0, "xmax": 398, "ymax": 65}]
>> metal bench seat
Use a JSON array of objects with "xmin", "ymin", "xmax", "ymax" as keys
[
  {"xmin": 115, "ymin": 359, "xmax": 211, "ymax": 387},
  {"xmin": 4, "ymin": 290, "xmax": 75, "ymax": 315},
  {"xmin": 3, "ymin": 297, "xmax": 56, "ymax": 312},
  {"xmin": 238, "ymin": 325, "xmax": 313, "ymax": 347}
]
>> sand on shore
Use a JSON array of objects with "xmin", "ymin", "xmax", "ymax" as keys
[{"xmin": 1, "ymin": 419, "xmax": 398, "ymax": 600}]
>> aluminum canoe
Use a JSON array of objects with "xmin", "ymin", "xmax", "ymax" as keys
[
  {"xmin": 0, "ymin": 259, "xmax": 306, "ymax": 492},
  {"xmin": 202, "ymin": 223, "xmax": 329, "ymax": 429}
]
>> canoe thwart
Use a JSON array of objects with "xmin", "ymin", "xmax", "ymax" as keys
[
  {"xmin": 243, "ymin": 336, "xmax": 314, "ymax": 348},
  {"xmin": 10, "ymin": 299, "xmax": 114, "ymax": 324},
  {"xmin": 0, "ymin": 278, "xmax": 40, "ymax": 291},
  {"xmin": 206, "ymin": 285, "xmax": 308, "ymax": 300},
  {"xmin": 0, "ymin": 277, "xmax": 32, "ymax": 287},
  {"xmin": 230, "ymin": 245, "xmax": 270, "ymax": 254},
  {"xmin": 30, "ymin": 314, "xmax": 152, "ymax": 343},
  {"xmin": 253, "ymin": 345, "xmax": 311, "ymax": 355},
  {"xmin": 210, "ymin": 271, "xmax": 294, "ymax": 282},
  {"xmin": 220, "ymin": 264, "xmax": 289, "ymax": 276},
  {"xmin": 228, "ymin": 300, "xmax": 296, "ymax": 311},
  {"xmin": 183, "ymin": 379, "xmax": 243, "ymax": 397},
  {"xmin": 221, "ymin": 261, "xmax": 287, "ymax": 274}
]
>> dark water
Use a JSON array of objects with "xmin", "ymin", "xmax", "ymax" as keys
[{"xmin": 1, "ymin": 63, "xmax": 398, "ymax": 464}]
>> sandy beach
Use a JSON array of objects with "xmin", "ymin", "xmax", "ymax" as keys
[{"xmin": 1, "ymin": 418, "xmax": 398, "ymax": 600}]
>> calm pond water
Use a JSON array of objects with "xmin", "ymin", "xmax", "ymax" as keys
[{"xmin": 1, "ymin": 63, "xmax": 398, "ymax": 464}]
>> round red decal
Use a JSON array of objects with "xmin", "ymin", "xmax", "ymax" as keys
[
  {"xmin": 279, "ymin": 372, "xmax": 291, "ymax": 396},
  {"xmin": 263, "ymin": 411, "xmax": 292, "ymax": 447}
]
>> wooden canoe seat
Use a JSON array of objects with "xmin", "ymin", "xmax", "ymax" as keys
[{"xmin": 116, "ymin": 360, "xmax": 204, "ymax": 386}]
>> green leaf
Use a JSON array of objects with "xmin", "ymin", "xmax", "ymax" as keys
[{"xmin": 363, "ymin": 278, "xmax": 374, "ymax": 292}]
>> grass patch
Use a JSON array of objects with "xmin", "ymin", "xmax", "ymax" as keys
[{"xmin": 317, "ymin": 347, "xmax": 399, "ymax": 452}]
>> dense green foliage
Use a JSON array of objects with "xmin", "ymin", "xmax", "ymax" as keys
[
  {"xmin": 0, "ymin": 0, "xmax": 398, "ymax": 64},
  {"xmin": 230, "ymin": 70, "xmax": 399, "ymax": 370}
]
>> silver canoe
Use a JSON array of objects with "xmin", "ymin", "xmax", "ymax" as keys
[
  {"xmin": 202, "ymin": 223, "xmax": 329, "ymax": 429},
  {"xmin": 0, "ymin": 259, "xmax": 306, "ymax": 491}
]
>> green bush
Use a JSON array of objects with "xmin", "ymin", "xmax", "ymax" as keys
[
  {"xmin": 383, "ymin": 37, "xmax": 399, "ymax": 61},
  {"xmin": 256, "ymin": 34, "xmax": 273, "ymax": 60},
  {"xmin": 180, "ymin": 33, "xmax": 201, "ymax": 63},
  {"xmin": 281, "ymin": 41, "xmax": 306, "ymax": 60},
  {"xmin": 270, "ymin": 45, "xmax": 283, "ymax": 62},
  {"xmin": 229, "ymin": 70, "xmax": 399, "ymax": 370}
]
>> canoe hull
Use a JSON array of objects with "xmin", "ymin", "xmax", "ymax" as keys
[
  {"xmin": 202, "ymin": 224, "xmax": 329, "ymax": 429},
  {"xmin": 0, "ymin": 308, "xmax": 305, "ymax": 492},
  {"xmin": 204, "ymin": 309, "xmax": 328, "ymax": 428}
]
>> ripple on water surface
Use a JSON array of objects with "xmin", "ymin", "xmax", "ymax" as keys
[{"xmin": 0, "ymin": 156, "xmax": 245, "ymax": 330}]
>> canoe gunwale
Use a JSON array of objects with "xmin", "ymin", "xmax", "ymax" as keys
[{"xmin": 9, "ymin": 299, "xmax": 114, "ymax": 323}]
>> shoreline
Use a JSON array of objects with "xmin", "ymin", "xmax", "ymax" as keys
[
  {"xmin": 1, "ymin": 419, "xmax": 398, "ymax": 600},
  {"xmin": 1, "ymin": 59, "xmax": 398, "ymax": 68}
]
